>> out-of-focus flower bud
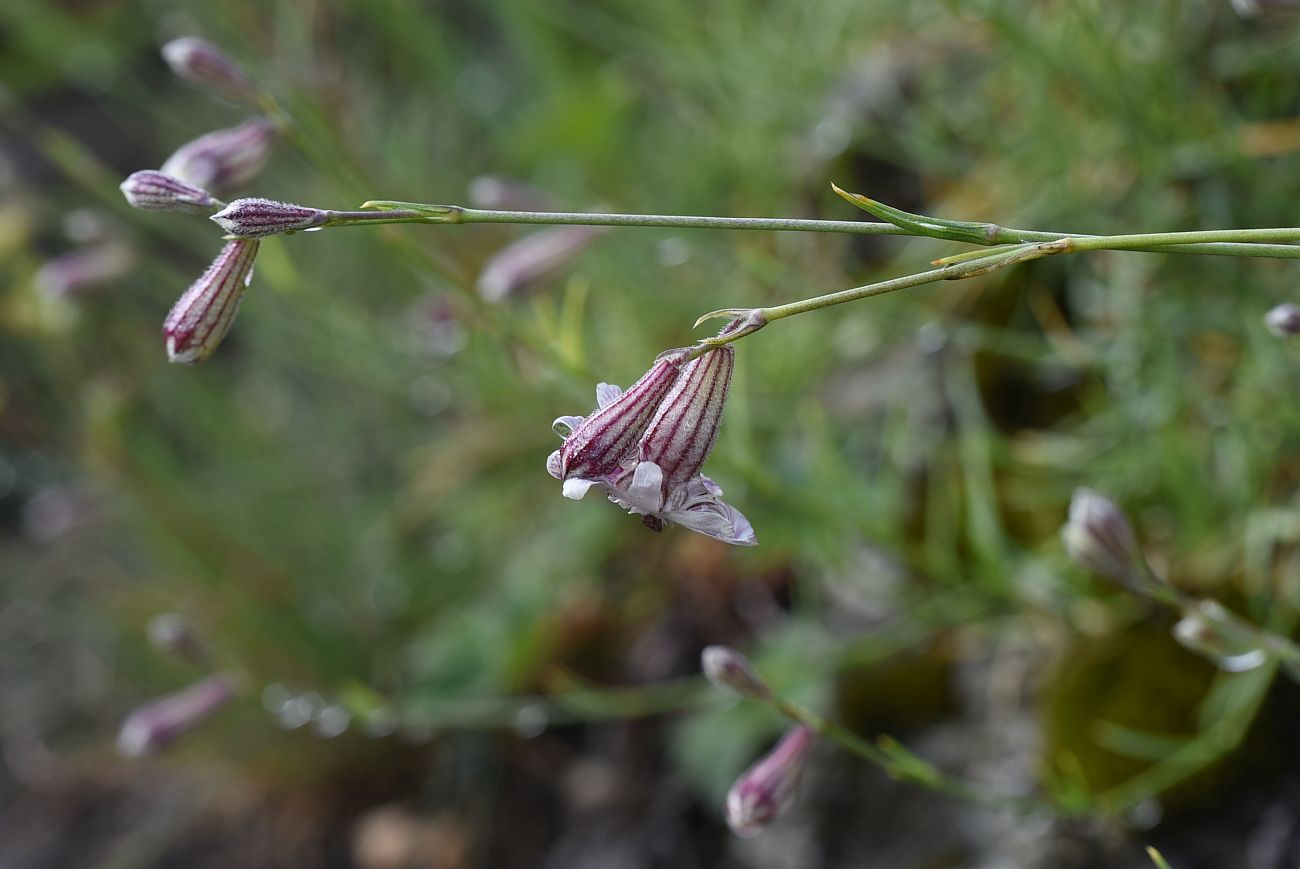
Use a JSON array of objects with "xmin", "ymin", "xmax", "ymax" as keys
[
  {"xmin": 161, "ymin": 118, "xmax": 276, "ymax": 194},
  {"xmin": 1231, "ymin": 0, "xmax": 1300, "ymax": 18},
  {"xmin": 638, "ymin": 345, "xmax": 734, "ymax": 491},
  {"xmin": 120, "ymin": 170, "xmax": 219, "ymax": 213},
  {"xmin": 1061, "ymin": 488, "xmax": 1155, "ymax": 591},
  {"xmin": 1172, "ymin": 600, "xmax": 1269, "ymax": 672},
  {"xmin": 212, "ymin": 197, "xmax": 330, "ymax": 238},
  {"xmin": 117, "ymin": 674, "xmax": 236, "ymax": 756},
  {"xmin": 702, "ymin": 646, "xmax": 770, "ymax": 700},
  {"xmin": 476, "ymin": 225, "xmax": 604, "ymax": 302},
  {"xmin": 467, "ymin": 175, "xmax": 555, "ymax": 211},
  {"xmin": 34, "ymin": 243, "xmax": 134, "ymax": 299},
  {"xmin": 163, "ymin": 239, "xmax": 259, "ymax": 364},
  {"xmin": 1264, "ymin": 303, "xmax": 1300, "ymax": 338},
  {"xmin": 726, "ymin": 726, "xmax": 815, "ymax": 838},
  {"xmin": 161, "ymin": 37, "xmax": 257, "ymax": 104},
  {"xmin": 146, "ymin": 613, "xmax": 208, "ymax": 665}
]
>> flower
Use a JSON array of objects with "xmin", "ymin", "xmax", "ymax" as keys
[
  {"xmin": 119, "ymin": 170, "xmax": 219, "ymax": 212},
  {"xmin": 34, "ymin": 243, "xmax": 134, "ymax": 299},
  {"xmin": 1173, "ymin": 600, "xmax": 1270, "ymax": 673},
  {"xmin": 1264, "ymin": 302, "xmax": 1300, "ymax": 338},
  {"xmin": 1061, "ymin": 487, "xmax": 1152, "ymax": 590},
  {"xmin": 160, "ymin": 118, "xmax": 276, "ymax": 194},
  {"xmin": 212, "ymin": 197, "xmax": 330, "ymax": 238},
  {"xmin": 476, "ymin": 225, "xmax": 604, "ymax": 302},
  {"xmin": 548, "ymin": 350, "xmax": 689, "ymax": 497},
  {"xmin": 702, "ymin": 646, "xmax": 770, "ymax": 699},
  {"xmin": 117, "ymin": 674, "xmax": 236, "ymax": 756},
  {"xmin": 163, "ymin": 239, "xmax": 259, "ymax": 364},
  {"xmin": 161, "ymin": 37, "xmax": 257, "ymax": 104},
  {"xmin": 725, "ymin": 726, "xmax": 815, "ymax": 837}
]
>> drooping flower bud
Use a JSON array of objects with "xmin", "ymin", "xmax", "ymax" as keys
[
  {"xmin": 212, "ymin": 197, "xmax": 330, "ymax": 238},
  {"xmin": 549, "ymin": 350, "xmax": 689, "ymax": 498},
  {"xmin": 163, "ymin": 239, "xmax": 259, "ymax": 364},
  {"xmin": 119, "ymin": 170, "xmax": 219, "ymax": 213},
  {"xmin": 1061, "ymin": 488, "xmax": 1155, "ymax": 591},
  {"xmin": 160, "ymin": 118, "xmax": 276, "ymax": 194},
  {"xmin": 161, "ymin": 37, "xmax": 257, "ymax": 104},
  {"xmin": 146, "ymin": 613, "xmax": 208, "ymax": 665},
  {"xmin": 726, "ymin": 726, "xmax": 815, "ymax": 838},
  {"xmin": 116, "ymin": 674, "xmax": 236, "ymax": 756},
  {"xmin": 1173, "ymin": 600, "xmax": 1269, "ymax": 673},
  {"xmin": 34, "ymin": 243, "xmax": 134, "ymax": 299},
  {"xmin": 638, "ymin": 346, "xmax": 734, "ymax": 490},
  {"xmin": 476, "ymin": 226, "xmax": 604, "ymax": 302},
  {"xmin": 702, "ymin": 646, "xmax": 770, "ymax": 700},
  {"xmin": 1264, "ymin": 302, "xmax": 1300, "ymax": 338}
]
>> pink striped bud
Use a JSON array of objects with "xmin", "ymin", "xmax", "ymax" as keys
[
  {"xmin": 117, "ymin": 674, "xmax": 236, "ymax": 756},
  {"xmin": 161, "ymin": 37, "xmax": 257, "ymax": 104},
  {"xmin": 1061, "ymin": 488, "xmax": 1155, "ymax": 591},
  {"xmin": 548, "ymin": 350, "xmax": 689, "ymax": 499},
  {"xmin": 637, "ymin": 346, "xmax": 734, "ymax": 490},
  {"xmin": 726, "ymin": 726, "xmax": 815, "ymax": 837},
  {"xmin": 35, "ymin": 243, "xmax": 133, "ymax": 299},
  {"xmin": 161, "ymin": 118, "xmax": 276, "ymax": 194},
  {"xmin": 120, "ymin": 170, "xmax": 218, "ymax": 212},
  {"xmin": 212, "ymin": 197, "xmax": 330, "ymax": 238},
  {"xmin": 476, "ymin": 226, "xmax": 604, "ymax": 303},
  {"xmin": 163, "ymin": 239, "xmax": 259, "ymax": 364},
  {"xmin": 702, "ymin": 646, "xmax": 770, "ymax": 700}
]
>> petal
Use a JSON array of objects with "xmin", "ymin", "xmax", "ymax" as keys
[
  {"xmin": 627, "ymin": 461, "xmax": 666, "ymax": 512},
  {"xmin": 595, "ymin": 382, "xmax": 624, "ymax": 409},
  {"xmin": 552, "ymin": 415, "xmax": 585, "ymax": 438},
  {"xmin": 547, "ymin": 450, "xmax": 564, "ymax": 480},
  {"xmin": 698, "ymin": 474, "xmax": 724, "ymax": 497},
  {"xmin": 666, "ymin": 496, "xmax": 758, "ymax": 547},
  {"xmin": 562, "ymin": 477, "xmax": 599, "ymax": 500}
]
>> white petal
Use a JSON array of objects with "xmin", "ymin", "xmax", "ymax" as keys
[
  {"xmin": 562, "ymin": 477, "xmax": 598, "ymax": 500},
  {"xmin": 552, "ymin": 415, "xmax": 585, "ymax": 438},
  {"xmin": 698, "ymin": 474, "xmax": 724, "ymax": 497},
  {"xmin": 595, "ymin": 382, "xmax": 623, "ymax": 409},
  {"xmin": 626, "ymin": 461, "xmax": 665, "ymax": 512},
  {"xmin": 666, "ymin": 497, "xmax": 758, "ymax": 547},
  {"xmin": 546, "ymin": 450, "xmax": 564, "ymax": 479}
]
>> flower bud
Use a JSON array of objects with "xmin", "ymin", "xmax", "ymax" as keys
[
  {"xmin": 119, "ymin": 170, "xmax": 218, "ymax": 213},
  {"xmin": 1173, "ymin": 600, "xmax": 1269, "ymax": 673},
  {"xmin": 160, "ymin": 118, "xmax": 276, "ymax": 193},
  {"xmin": 1264, "ymin": 302, "xmax": 1300, "ymax": 338},
  {"xmin": 147, "ymin": 613, "xmax": 208, "ymax": 665},
  {"xmin": 212, "ymin": 197, "xmax": 330, "ymax": 238},
  {"xmin": 726, "ymin": 726, "xmax": 815, "ymax": 838},
  {"xmin": 117, "ymin": 674, "xmax": 236, "ymax": 756},
  {"xmin": 702, "ymin": 646, "xmax": 770, "ymax": 700},
  {"xmin": 638, "ymin": 345, "xmax": 734, "ymax": 490},
  {"xmin": 161, "ymin": 37, "xmax": 257, "ymax": 104},
  {"xmin": 163, "ymin": 239, "xmax": 259, "ymax": 364},
  {"xmin": 550, "ymin": 350, "xmax": 688, "ymax": 498},
  {"xmin": 1061, "ymin": 488, "xmax": 1153, "ymax": 590},
  {"xmin": 476, "ymin": 226, "xmax": 603, "ymax": 303},
  {"xmin": 34, "ymin": 243, "xmax": 133, "ymax": 299}
]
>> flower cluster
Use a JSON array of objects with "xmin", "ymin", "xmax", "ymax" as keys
[{"xmin": 547, "ymin": 343, "xmax": 756, "ymax": 545}]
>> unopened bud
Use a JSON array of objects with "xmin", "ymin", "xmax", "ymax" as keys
[
  {"xmin": 1173, "ymin": 600, "xmax": 1269, "ymax": 673},
  {"xmin": 476, "ymin": 225, "xmax": 603, "ymax": 302},
  {"xmin": 161, "ymin": 118, "xmax": 276, "ymax": 194},
  {"xmin": 35, "ymin": 243, "xmax": 134, "ymax": 299},
  {"xmin": 1265, "ymin": 303, "xmax": 1300, "ymax": 338},
  {"xmin": 146, "ymin": 613, "xmax": 208, "ymax": 665},
  {"xmin": 212, "ymin": 197, "xmax": 329, "ymax": 238},
  {"xmin": 1061, "ymin": 488, "xmax": 1154, "ymax": 591},
  {"xmin": 726, "ymin": 726, "xmax": 815, "ymax": 837},
  {"xmin": 163, "ymin": 239, "xmax": 259, "ymax": 364},
  {"xmin": 702, "ymin": 646, "xmax": 770, "ymax": 700},
  {"xmin": 117, "ymin": 674, "xmax": 236, "ymax": 756},
  {"xmin": 161, "ymin": 37, "xmax": 257, "ymax": 104},
  {"xmin": 120, "ymin": 170, "xmax": 218, "ymax": 213}
]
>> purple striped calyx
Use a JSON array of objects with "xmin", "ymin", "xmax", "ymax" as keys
[
  {"xmin": 638, "ymin": 345, "xmax": 734, "ymax": 489},
  {"xmin": 163, "ymin": 239, "xmax": 259, "ymax": 364},
  {"xmin": 547, "ymin": 350, "xmax": 689, "ymax": 499},
  {"xmin": 161, "ymin": 37, "xmax": 257, "ymax": 104},
  {"xmin": 161, "ymin": 118, "xmax": 276, "ymax": 194},
  {"xmin": 120, "ymin": 170, "xmax": 219, "ymax": 213},
  {"xmin": 213, "ymin": 197, "xmax": 330, "ymax": 238},
  {"xmin": 726, "ymin": 726, "xmax": 815, "ymax": 837},
  {"xmin": 117, "ymin": 674, "xmax": 236, "ymax": 757}
]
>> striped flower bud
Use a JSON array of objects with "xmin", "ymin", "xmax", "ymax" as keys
[
  {"xmin": 476, "ymin": 226, "xmax": 604, "ymax": 302},
  {"xmin": 702, "ymin": 646, "xmax": 770, "ymax": 700},
  {"xmin": 212, "ymin": 197, "xmax": 330, "ymax": 238},
  {"xmin": 1265, "ymin": 302, "xmax": 1300, "ymax": 338},
  {"xmin": 163, "ymin": 239, "xmax": 259, "ymax": 364},
  {"xmin": 161, "ymin": 37, "xmax": 257, "ymax": 104},
  {"xmin": 161, "ymin": 118, "xmax": 276, "ymax": 194},
  {"xmin": 638, "ymin": 345, "xmax": 734, "ymax": 490},
  {"xmin": 548, "ymin": 350, "xmax": 689, "ymax": 499},
  {"xmin": 35, "ymin": 243, "xmax": 133, "ymax": 299},
  {"xmin": 119, "ymin": 170, "xmax": 218, "ymax": 213},
  {"xmin": 117, "ymin": 674, "xmax": 236, "ymax": 757},
  {"xmin": 1061, "ymin": 488, "xmax": 1154, "ymax": 591},
  {"xmin": 147, "ymin": 613, "xmax": 208, "ymax": 666},
  {"xmin": 726, "ymin": 726, "xmax": 815, "ymax": 838}
]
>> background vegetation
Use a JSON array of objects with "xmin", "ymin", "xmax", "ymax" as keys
[{"xmin": 3, "ymin": 1, "xmax": 1300, "ymax": 866}]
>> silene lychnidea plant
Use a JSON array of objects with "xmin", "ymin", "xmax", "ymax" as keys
[{"xmin": 113, "ymin": 33, "xmax": 1300, "ymax": 836}]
